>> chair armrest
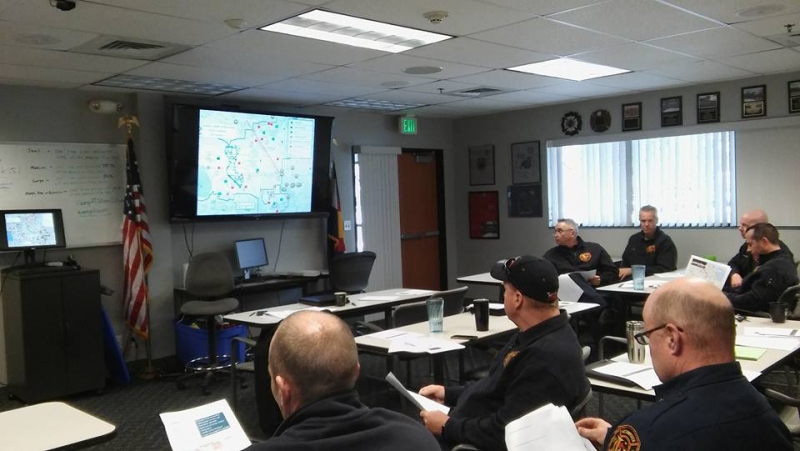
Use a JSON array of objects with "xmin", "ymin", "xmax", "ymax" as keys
[
  {"xmin": 353, "ymin": 320, "xmax": 383, "ymax": 335},
  {"xmin": 230, "ymin": 336, "xmax": 256, "ymax": 362},
  {"xmin": 451, "ymin": 445, "xmax": 481, "ymax": 451},
  {"xmin": 598, "ymin": 336, "xmax": 627, "ymax": 361},
  {"xmin": 763, "ymin": 388, "xmax": 800, "ymax": 407}
]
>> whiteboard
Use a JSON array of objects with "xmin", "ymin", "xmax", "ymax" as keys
[{"xmin": 0, "ymin": 141, "xmax": 126, "ymax": 247}]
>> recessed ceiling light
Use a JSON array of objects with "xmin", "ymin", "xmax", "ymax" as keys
[
  {"xmin": 325, "ymin": 98, "xmax": 426, "ymax": 111},
  {"xmin": 93, "ymin": 74, "xmax": 244, "ymax": 96},
  {"xmin": 403, "ymin": 65, "xmax": 443, "ymax": 75},
  {"xmin": 260, "ymin": 9, "xmax": 452, "ymax": 53},
  {"xmin": 736, "ymin": 4, "xmax": 785, "ymax": 18},
  {"xmin": 507, "ymin": 58, "xmax": 630, "ymax": 82},
  {"xmin": 13, "ymin": 34, "xmax": 61, "ymax": 46}
]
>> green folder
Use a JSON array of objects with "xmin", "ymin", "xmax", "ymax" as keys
[{"xmin": 735, "ymin": 346, "xmax": 766, "ymax": 361}]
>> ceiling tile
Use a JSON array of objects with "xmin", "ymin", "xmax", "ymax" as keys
[
  {"xmin": 217, "ymin": 87, "xmax": 345, "ymax": 106},
  {"xmin": 95, "ymin": 0, "xmax": 309, "ymax": 26},
  {"xmin": 641, "ymin": 60, "xmax": 753, "ymax": 82},
  {"xmin": 451, "ymin": 69, "xmax": 570, "ymax": 90},
  {"xmin": 732, "ymin": 11, "xmax": 800, "ymax": 37},
  {"xmin": 405, "ymin": 80, "xmax": 482, "ymax": 95},
  {"xmin": 477, "ymin": 0, "xmax": 607, "ymax": 16},
  {"xmin": 470, "ymin": 17, "xmax": 628, "ymax": 56},
  {"xmin": 550, "ymin": 0, "xmax": 719, "ymax": 41},
  {"xmin": 207, "ymin": 29, "xmax": 387, "ymax": 66},
  {"xmin": 258, "ymin": 78, "xmax": 387, "ymax": 97},
  {"xmin": 406, "ymin": 37, "xmax": 553, "ymax": 68},
  {"xmin": 163, "ymin": 47, "xmax": 333, "ymax": 78},
  {"xmin": 717, "ymin": 48, "xmax": 800, "ymax": 74},
  {"xmin": 322, "ymin": 0, "xmax": 537, "ymax": 35},
  {"xmin": 647, "ymin": 26, "xmax": 782, "ymax": 58},
  {"xmin": 401, "ymin": 104, "xmax": 463, "ymax": 118},
  {"xmin": 0, "ymin": 20, "xmax": 98, "ymax": 51},
  {"xmin": 663, "ymin": 0, "xmax": 800, "ymax": 24},
  {"xmin": 126, "ymin": 62, "xmax": 283, "ymax": 87},
  {"xmin": 299, "ymin": 66, "xmax": 433, "ymax": 89},
  {"xmin": 575, "ymin": 43, "xmax": 700, "ymax": 71},
  {"xmin": 348, "ymin": 54, "xmax": 489, "ymax": 79},
  {"xmin": 0, "ymin": 76, "xmax": 83, "ymax": 89},
  {"xmin": 589, "ymin": 71, "xmax": 686, "ymax": 90},
  {"xmin": 361, "ymin": 90, "xmax": 464, "ymax": 105},
  {"xmin": 0, "ymin": 45, "xmax": 147, "ymax": 73},
  {"xmin": 0, "ymin": 63, "xmax": 111, "ymax": 84},
  {"xmin": 483, "ymin": 90, "xmax": 578, "ymax": 104},
  {"xmin": 528, "ymin": 81, "xmax": 636, "ymax": 97}
]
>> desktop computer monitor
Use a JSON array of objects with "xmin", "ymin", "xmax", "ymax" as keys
[
  {"xmin": 0, "ymin": 208, "xmax": 67, "ymax": 265},
  {"xmin": 235, "ymin": 238, "xmax": 268, "ymax": 280}
]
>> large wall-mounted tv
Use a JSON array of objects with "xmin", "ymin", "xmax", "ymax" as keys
[{"xmin": 166, "ymin": 103, "xmax": 334, "ymax": 222}]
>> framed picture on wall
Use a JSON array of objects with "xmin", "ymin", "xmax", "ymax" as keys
[
  {"xmin": 507, "ymin": 184, "xmax": 542, "ymax": 218},
  {"xmin": 469, "ymin": 144, "xmax": 495, "ymax": 186},
  {"xmin": 468, "ymin": 191, "xmax": 499, "ymax": 239},
  {"xmin": 622, "ymin": 102, "xmax": 642, "ymax": 131},
  {"xmin": 742, "ymin": 85, "xmax": 766, "ymax": 118},
  {"xmin": 789, "ymin": 80, "xmax": 800, "ymax": 114},
  {"xmin": 697, "ymin": 92, "xmax": 720, "ymax": 123},
  {"xmin": 510, "ymin": 141, "xmax": 541, "ymax": 184},
  {"xmin": 660, "ymin": 96, "xmax": 682, "ymax": 127}
]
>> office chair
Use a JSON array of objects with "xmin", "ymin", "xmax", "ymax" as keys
[
  {"xmin": 330, "ymin": 250, "xmax": 377, "ymax": 293},
  {"xmin": 176, "ymin": 252, "xmax": 242, "ymax": 395}
]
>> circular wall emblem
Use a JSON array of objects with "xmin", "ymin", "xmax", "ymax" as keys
[
  {"xmin": 561, "ymin": 111, "xmax": 582, "ymax": 136},
  {"xmin": 590, "ymin": 109, "xmax": 611, "ymax": 132}
]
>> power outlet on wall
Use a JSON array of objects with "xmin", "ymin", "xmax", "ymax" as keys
[{"xmin": 343, "ymin": 220, "xmax": 352, "ymax": 231}]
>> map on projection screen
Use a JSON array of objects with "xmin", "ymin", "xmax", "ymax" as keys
[{"xmin": 196, "ymin": 109, "xmax": 316, "ymax": 216}]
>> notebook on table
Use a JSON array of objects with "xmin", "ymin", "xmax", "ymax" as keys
[{"xmin": 298, "ymin": 294, "xmax": 337, "ymax": 307}]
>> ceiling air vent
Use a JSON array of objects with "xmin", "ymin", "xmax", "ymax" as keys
[
  {"xmin": 449, "ymin": 86, "xmax": 506, "ymax": 97},
  {"xmin": 70, "ymin": 35, "xmax": 191, "ymax": 61}
]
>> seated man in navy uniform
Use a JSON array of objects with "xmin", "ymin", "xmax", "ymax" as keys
[
  {"xmin": 618, "ymin": 205, "xmax": 677, "ymax": 280},
  {"xmin": 248, "ymin": 310, "xmax": 440, "ymax": 451},
  {"xmin": 725, "ymin": 222, "xmax": 798, "ymax": 313},
  {"xmin": 728, "ymin": 209, "xmax": 794, "ymax": 288},
  {"xmin": 576, "ymin": 278, "xmax": 792, "ymax": 450},
  {"xmin": 544, "ymin": 218, "xmax": 618, "ymax": 307},
  {"xmin": 417, "ymin": 256, "xmax": 590, "ymax": 451}
]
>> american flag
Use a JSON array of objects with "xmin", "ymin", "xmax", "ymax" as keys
[{"xmin": 122, "ymin": 137, "xmax": 153, "ymax": 338}]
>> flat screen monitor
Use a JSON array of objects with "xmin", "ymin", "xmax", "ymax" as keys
[
  {"xmin": 166, "ymin": 103, "xmax": 334, "ymax": 222},
  {"xmin": 0, "ymin": 209, "xmax": 67, "ymax": 264},
  {"xmin": 235, "ymin": 238, "xmax": 268, "ymax": 277}
]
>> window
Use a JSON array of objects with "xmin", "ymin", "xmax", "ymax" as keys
[
  {"xmin": 353, "ymin": 153, "xmax": 364, "ymax": 252},
  {"xmin": 547, "ymin": 131, "xmax": 736, "ymax": 227}
]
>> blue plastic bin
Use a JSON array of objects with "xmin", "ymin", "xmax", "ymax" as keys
[{"xmin": 174, "ymin": 321, "xmax": 247, "ymax": 365}]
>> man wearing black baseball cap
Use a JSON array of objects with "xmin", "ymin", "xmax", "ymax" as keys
[{"xmin": 419, "ymin": 255, "xmax": 591, "ymax": 451}]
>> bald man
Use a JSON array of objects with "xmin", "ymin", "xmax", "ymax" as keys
[
  {"xmin": 575, "ymin": 278, "xmax": 792, "ymax": 450},
  {"xmin": 728, "ymin": 209, "xmax": 794, "ymax": 288},
  {"xmin": 247, "ymin": 311, "xmax": 439, "ymax": 451}
]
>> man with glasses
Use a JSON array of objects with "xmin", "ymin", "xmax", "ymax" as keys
[
  {"xmin": 725, "ymin": 222, "xmax": 798, "ymax": 313},
  {"xmin": 418, "ymin": 255, "xmax": 590, "ymax": 451},
  {"xmin": 618, "ymin": 205, "xmax": 678, "ymax": 280},
  {"xmin": 575, "ymin": 278, "xmax": 792, "ymax": 450},
  {"xmin": 727, "ymin": 209, "xmax": 793, "ymax": 288}
]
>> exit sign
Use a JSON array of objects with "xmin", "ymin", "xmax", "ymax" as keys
[{"xmin": 399, "ymin": 116, "xmax": 417, "ymax": 135}]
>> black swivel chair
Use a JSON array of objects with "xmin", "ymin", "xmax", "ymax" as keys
[
  {"xmin": 176, "ymin": 252, "xmax": 241, "ymax": 395},
  {"xmin": 330, "ymin": 251, "xmax": 377, "ymax": 293}
]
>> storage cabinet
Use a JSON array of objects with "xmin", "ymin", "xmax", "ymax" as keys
[{"xmin": 3, "ymin": 269, "xmax": 104, "ymax": 402}]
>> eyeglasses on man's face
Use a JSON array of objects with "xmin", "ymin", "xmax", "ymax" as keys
[
  {"xmin": 554, "ymin": 228, "xmax": 574, "ymax": 235},
  {"xmin": 633, "ymin": 323, "xmax": 684, "ymax": 345}
]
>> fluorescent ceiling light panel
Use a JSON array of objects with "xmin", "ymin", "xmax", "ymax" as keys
[
  {"xmin": 508, "ymin": 58, "xmax": 630, "ymax": 81},
  {"xmin": 260, "ymin": 10, "xmax": 452, "ymax": 53},
  {"xmin": 325, "ymin": 98, "xmax": 426, "ymax": 111},
  {"xmin": 94, "ymin": 74, "xmax": 244, "ymax": 95}
]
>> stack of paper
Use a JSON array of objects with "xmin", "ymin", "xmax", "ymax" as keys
[
  {"xmin": 505, "ymin": 403, "xmax": 595, "ymax": 451},
  {"xmin": 385, "ymin": 372, "xmax": 450, "ymax": 413}
]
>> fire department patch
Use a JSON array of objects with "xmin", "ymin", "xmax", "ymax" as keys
[
  {"xmin": 503, "ymin": 350, "xmax": 519, "ymax": 367},
  {"xmin": 645, "ymin": 245, "xmax": 656, "ymax": 254},
  {"xmin": 579, "ymin": 252, "xmax": 592, "ymax": 262},
  {"xmin": 608, "ymin": 425, "xmax": 641, "ymax": 451}
]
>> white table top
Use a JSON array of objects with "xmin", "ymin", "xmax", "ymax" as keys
[
  {"xmin": 0, "ymin": 402, "xmax": 116, "ymax": 450},
  {"xmin": 589, "ymin": 317, "xmax": 800, "ymax": 399},
  {"xmin": 224, "ymin": 288, "xmax": 438, "ymax": 327},
  {"xmin": 455, "ymin": 272, "xmax": 497, "ymax": 285},
  {"xmin": 597, "ymin": 269, "xmax": 685, "ymax": 295}
]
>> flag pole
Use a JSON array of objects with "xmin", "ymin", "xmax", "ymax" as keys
[{"xmin": 119, "ymin": 115, "xmax": 157, "ymax": 380}]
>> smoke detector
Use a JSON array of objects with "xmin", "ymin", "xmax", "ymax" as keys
[{"xmin": 423, "ymin": 11, "xmax": 448, "ymax": 24}]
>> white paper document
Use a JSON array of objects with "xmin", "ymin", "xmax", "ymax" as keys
[
  {"xmin": 557, "ymin": 274, "xmax": 584, "ymax": 303},
  {"xmin": 160, "ymin": 399, "xmax": 250, "ymax": 451},
  {"xmin": 388, "ymin": 336, "xmax": 464, "ymax": 354},
  {"xmin": 398, "ymin": 289, "xmax": 435, "ymax": 295},
  {"xmin": 574, "ymin": 270, "xmax": 596, "ymax": 281},
  {"xmin": 736, "ymin": 335, "xmax": 800, "ymax": 351},
  {"xmin": 385, "ymin": 372, "xmax": 450, "ymax": 414},
  {"xmin": 505, "ymin": 403, "xmax": 595, "ymax": 451},
  {"xmin": 744, "ymin": 327, "xmax": 800, "ymax": 337},
  {"xmin": 592, "ymin": 361, "xmax": 660, "ymax": 390},
  {"xmin": 684, "ymin": 255, "xmax": 731, "ymax": 289},
  {"xmin": 368, "ymin": 330, "xmax": 423, "ymax": 341}
]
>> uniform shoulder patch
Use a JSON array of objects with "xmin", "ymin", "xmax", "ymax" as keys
[
  {"xmin": 503, "ymin": 350, "xmax": 519, "ymax": 367},
  {"xmin": 645, "ymin": 245, "xmax": 656, "ymax": 254},
  {"xmin": 608, "ymin": 424, "xmax": 641, "ymax": 451},
  {"xmin": 579, "ymin": 252, "xmax": 592, "ymax": 262}
]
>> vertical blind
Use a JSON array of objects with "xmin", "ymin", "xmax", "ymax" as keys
[{"xmin": 548, "ymin": 131, "xmax": 736, "ymax": 227}]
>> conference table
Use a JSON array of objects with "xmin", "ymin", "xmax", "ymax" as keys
[
  {"xmin": 355, "ymin": 302, "xmax": 601, "ymax": 384},
  {"xmin": 588, "ymin": 317, "xmax": 800, "ymax": 405},
  {"xmin": 0, "ymin": 402, "xmax": 116, "ymax": 450},
  {"xmin": 224, "ymin": 288, "xmax": 446, "ymax": 436}
]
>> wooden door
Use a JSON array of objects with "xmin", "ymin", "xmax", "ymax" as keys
[{"xmin": 398, "ymin": 151, "xmax": 444, "ymax": 290}]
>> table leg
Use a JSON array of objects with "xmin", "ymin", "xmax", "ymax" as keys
[{"xmin": 254, "ymin": 326, "xmax": 281, "ymax": 436}]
